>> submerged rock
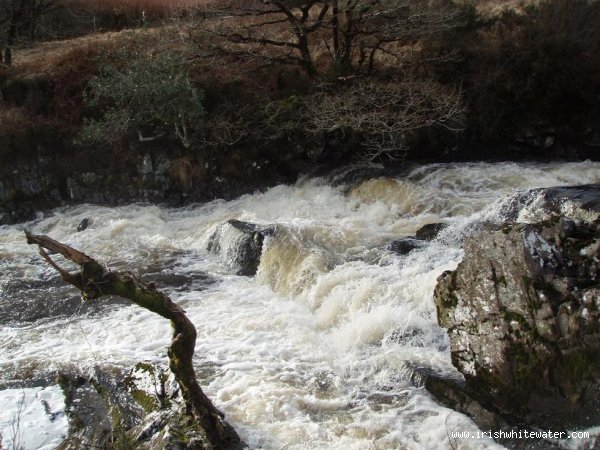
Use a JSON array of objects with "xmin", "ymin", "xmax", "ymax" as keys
[
  {"xmin": 207, "ymin": 219, "xmax": 274, "ymax": 276},
  {"xmin": 387, "ymin": 223, "xmax": 447, "ymax": 256},
  {"xmin": 415, "ymin": 222, "xmax": 447, "ymax": 241},
  {"xmin": 434, "ymin": 214, "xmax": 600, "ymax": 429},
  {"xmin": 386, "ymin": 237, "xmax": 424, "ymax": 255},
  {"xmin": 77, "ymin": 218, "xmax": 91, "ymax": 232}
]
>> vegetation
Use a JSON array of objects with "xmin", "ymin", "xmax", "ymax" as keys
[
  {"xmin": 0, "ymin": 0, "xmax": 599, "ymax": 212},
  {"xmin": 428, "ymin": 0, "xmax": 600, "ymax": 150},
  {"xmin": 204, "ymin": 0, "xmax": 465, "ymax": 77},
  {"xmin": 79, "ymin": 43, "xmax": 203, "ymax": 147}
]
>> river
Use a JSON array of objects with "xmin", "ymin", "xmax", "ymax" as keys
[{"xmin": 1, "ymin": 161, "xmax": 599, "ymax": 449}]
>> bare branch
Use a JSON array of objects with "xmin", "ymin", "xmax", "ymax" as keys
[{"xmin": 25, "ymin": 231, "xmax": 242, "ymax": 450}]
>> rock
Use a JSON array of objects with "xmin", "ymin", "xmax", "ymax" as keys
[
  {"xmin": 411, "ymin": 366, "xmax": 510, "ymax": 432},
  {"xmin": 77, "ymin": 218, "xmax": 90, "ymax": 232},
  {"xmin": 434, "ymin": 216, "xmax": 600, "ymax": 429},
  {"xmin": 415, "ymin": 222, "xmax": 447, "ymax": 241},
  {"xmin": 387, "ymin": 237, "xmax": 423, "ymax": 255},
  {"xmin": 386, "ymin": 223, "xmax": 447, "ymax": 256},
  {"xmin": 495, "ymin": 183, "xmax": 600, "ymax": 224},
  {"xmin": 327, "ymin": 164, "xmax": 389, "ymax": 187},
  {"xmin": 418, "ymin": 367, "xmax": 566, "ymax": 450},
  {"xmin": 207, "ymin": 219, "xmax": 274, "ymax": 276},
  {"xmin": 56, "ymin": 363, "xmax": 220, "ymax": 450},
  {"xmin": 56, "ymin": 370, "xmax": 123, "ymax": 450}
]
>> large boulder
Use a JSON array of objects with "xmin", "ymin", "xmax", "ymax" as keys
[
  {"xmin": 57, "ymin": 363, "xmax": 224, "ymax": 450},
  {"xmin": 207, "ymin": 219, "xmax": 273, "ymax": 276},
  {"xmin": 434, "ymin": 212, "xmax": 600, "ymax": 428}
]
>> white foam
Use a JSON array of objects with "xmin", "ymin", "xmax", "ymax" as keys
[
  {"xmin": 1, "ymin": 161, "xmax": 599, "ymax": 449},
  {"xmin": 0, "ymin": 386, "xmax": 68, "ymax": 450}
]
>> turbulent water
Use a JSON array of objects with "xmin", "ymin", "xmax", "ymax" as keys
[{"xmin": 1, "ymin": 162, "xmax": 600, "ymax": 450}]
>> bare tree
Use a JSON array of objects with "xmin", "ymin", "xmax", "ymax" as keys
[
  {"xmin": 199, "ymin": 0, "xmax": 330, "ymax": 77},
  {"xmin": 305, "ymin": 79, "xmax": 465, "ymax": 160},
  {"xmin": 196, "ymin": 0, "xmax": 463, "ymax": 76},
  {"xmin": 329, "ymin": 0, "xmax": 464, "ymax": 74}
]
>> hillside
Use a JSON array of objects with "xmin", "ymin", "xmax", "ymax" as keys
[{"xmin": 1, "ymin": 0, "xmax": 599, "ymax": 224}]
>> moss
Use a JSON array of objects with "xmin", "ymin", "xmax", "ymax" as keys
[
  {"xmin": 109, "ymin": 406, "xmax": 139, "ymax": 450},
  {"xmin": 166, "ymin": 414, "xmax": 208, "ymax": 447},
  {"xmin": 130, "ymin": 390, "xmax": 160, "ymax": 413},
  {"xmin": 124, "ymin": 362, "xmax": 164, "ymax": 413},
  {"xmin": 556, "ymin": 349, "xmax": 600, "ymax": 390}
]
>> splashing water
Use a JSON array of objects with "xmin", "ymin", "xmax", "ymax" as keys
[{"xmin": 1, "ymin": 161, "xmax": 599, "ymax": 449}]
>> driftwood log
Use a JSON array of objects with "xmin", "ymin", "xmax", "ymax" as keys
[{"xmin": 25, "ymin": 231, "xmax": 242, "ymax": 450}]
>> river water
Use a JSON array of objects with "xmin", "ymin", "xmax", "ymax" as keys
[{"xmin": 1, "ymin": 162, "xmax": 599, "ymax": 450}]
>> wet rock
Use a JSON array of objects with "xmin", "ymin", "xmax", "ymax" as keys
[
  {"xmin": 387, "ymin": 223, "xmax": 447, "ymax": 256},
  {"xmin": 387, "ymin": 237, "xmax": 423, "ymax": 255},
  {"xmin": 415, "ymin": 367, "xmax": 566, "ymax": 450},
  {"xmin": 411, "ymin": 366, "xmax": 509, "ymax": 431},
  {"xmin": 386, "ymin": 327, "xmax": 427, "ymax": 346},
  {"xmin": 140, "ymin": 272, "xmax": 193, "ymax": 291},
  {"xmin": 207, "ymin": 219, "xmax": 274, "ymax": 276},
  {"xmin": 434, "ymin": 214, "xmax": 600, "ymax": 429},
  {"xmin": 0, "ymin": 276, "xmax": 129, "ymax": 325},
  {"xmin": 56, "ymin": 371, "xmax": 118, "ymax": 450},
  {"xmin": 76, "ymin": 218, "xmax": 90, "ymax": 232},
  {"xmin": 415, "ymin": 222, "xmax": 447, "ymax": 241},
  {"xmin": 496, "ymin": 183, "xmax": 600, "ymax": 223},
  {"xmin": 327, "ymin": 164, "xmax": 389, "ymax": 187},
  {"xmin": 56, "ymin": 363, "xmax": 218, "ymax": 450}
]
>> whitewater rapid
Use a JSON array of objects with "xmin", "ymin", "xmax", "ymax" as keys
[{"xmin": 1, "ymin": 161, "xmax": 599, "ymax": 449}]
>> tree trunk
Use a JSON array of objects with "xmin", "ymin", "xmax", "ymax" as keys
[
  {"xmin": 298, "ymin": 33, "xmax": 316, "ymax": 77},
  {"xmin": 25, "ymin": 231, "xmax": 243, "ymax": 450},
  {"xmin": 5, "ymin": 0, "xmax": 25, "ymax": 66},
  {"xmin": 332, "ymin": 0, "xmax": 340, "ymax": 60}
]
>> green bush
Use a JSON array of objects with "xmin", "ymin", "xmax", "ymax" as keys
[{"xmin": 79, "ymin": 46, "xmax": 203, "ymax": 147}]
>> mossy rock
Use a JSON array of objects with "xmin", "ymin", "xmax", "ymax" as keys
[{"xmin": 434, "ymin": 204, "xmax": 600, "ymax": 429}]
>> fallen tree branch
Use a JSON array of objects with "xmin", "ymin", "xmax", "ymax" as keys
[{"xmin": 25, "ymin": 231, "xmax": 242, "ymax": 450}]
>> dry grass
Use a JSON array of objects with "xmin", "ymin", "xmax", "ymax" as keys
[
  {"xmin": 13, "ymin": 32, "xmax": 116, "ymax": 74},
  {"xmin": 13, "ymin": 25, "xmax": 186, "ymax": 75},
  {"xmin": 66, "ymin": 0, "xmax": 223, "ymax": 16}
]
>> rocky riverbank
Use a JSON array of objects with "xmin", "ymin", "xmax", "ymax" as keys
[{"xmin": 433, "ymin": 185, "xmax": 600, "ymax": 435}]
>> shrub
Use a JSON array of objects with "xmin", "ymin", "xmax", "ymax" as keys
[
  {"xmin": 303, "ymin": 79, "xmax": 465, "ymax": 161},
  {"xmin": 427, "ymin": 0, "xmax": 600, "ymax": 145},
  {"xmin": 79, "ymin": 45, "xmax": 204, "ymax": 147}
]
